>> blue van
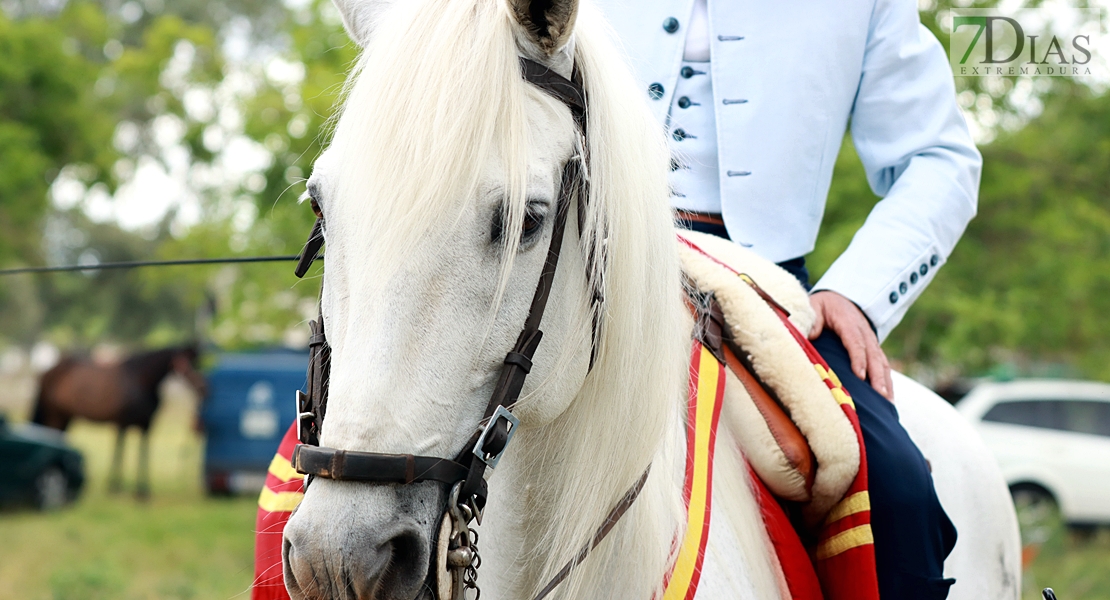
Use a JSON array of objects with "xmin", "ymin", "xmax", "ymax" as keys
[{"xmin": 201, "ymin": 350, "xmax": 307, "ymax": 494}]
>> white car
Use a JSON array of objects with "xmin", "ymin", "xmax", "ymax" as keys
[{"xmin": 957, "ymin": 379, "xmax": 1110, "ymax": 526}]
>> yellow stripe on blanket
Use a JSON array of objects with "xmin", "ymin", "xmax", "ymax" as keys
[
  {"xmin": 825, "ymin": 491, "xmax": 870, "ymax": 524},
  {"xmin": 814, "ymin": 364, "xmax": 855, "ymax": 408},
  {"xmin": 258, "ymin": 487, "xmax": 304, "ymax": 513},
  {"xmin": 663, "ymin": 344, "xmax": 725, "ymax": 600},
  {"xmin": 816, "ymin": 525, "xmax": 874, "ymax": 561},
  {"xmin": 268, "ymin": 453, "xmax": 305, "ymax": 483}
]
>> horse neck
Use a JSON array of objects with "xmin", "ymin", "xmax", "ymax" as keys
[
  {"xmin": 124, "ymin": 350, "xmax": 179, "ymax": 392},
  {"xmin": 485, "ymin": 386, "xmax": 688, "ymax": 599}
]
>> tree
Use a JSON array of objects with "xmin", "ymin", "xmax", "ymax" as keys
[
  {"xmin": 0, "ymin": 6, "xmax": 117, "ymax": 264},
  {"xmin": 814, "ymin": 82, "xmax": 1110, "ymax": 383},
  {"xmin": 0, "ymin": 1, "xmax": 223, "ymax": 347}
]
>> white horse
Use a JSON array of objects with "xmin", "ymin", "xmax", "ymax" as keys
[{"xmin": 281, "ymin": 0, "xmax": 1021, "ymax": 598}]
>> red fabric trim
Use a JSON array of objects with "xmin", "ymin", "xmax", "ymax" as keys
[
  {"xmin": 750, "ymin": 464, "xmax": 824, "ymax": 600},
  {"xmin": 252, "ymin": 424, "xmax": 299, "ymax": 600},
  {"xmin": 684, "ymin": 342, "xmax": 701, "ymax": 507}
]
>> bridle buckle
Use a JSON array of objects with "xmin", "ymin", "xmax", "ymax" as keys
[
  {"xmin": 472, "ymin": 405, "xmax": 519, "ymax": 471},
  {"xmin": 296, "ymin": 390, "xmax": 316, "ymax": 445}
]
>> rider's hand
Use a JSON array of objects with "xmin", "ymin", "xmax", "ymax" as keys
[{"xmin": 808, "ymin": 290, "xmax": 894, "ymax": 401}]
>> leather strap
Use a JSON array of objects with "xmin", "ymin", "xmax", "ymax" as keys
[
  {"xmin": 519, "ymin": 57, "xmax": 586, "ymax": 121},
  {"xmin": 457, "ymin": 137, "xmax": 577, "ymax": 504},
  {"xmin": 674, "ymin": 210, "xmax": 724, "ymax": 226},
  {"xmin": 294, "ymin": 217, "xmax": 324, "ymax": 278},
  {"xmin": 297, "ymin": 303, "xmax": 330, "ymax": 448},
  {"xmin": 519, "ymin": 57, "xmax": 604, "ymax": 371},
  {"xmin": 292, "ymin": 445, "xmax": 487, "ymax": 494},
  {"xmin": 532, "ymin": 466, "xmax": 651, "ymax": 600}
]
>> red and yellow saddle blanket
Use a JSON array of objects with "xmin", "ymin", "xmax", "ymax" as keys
[
  {"xmin": 663, "ymin": 334, "xmax": 878, "ymax": 600},
  {"xmin": 252, "ymin": 425, "xmax": 302, "ymax": 600},
  {"xmin": 675, "ymin": 230, "xmax": 879, "ymax": 600}
]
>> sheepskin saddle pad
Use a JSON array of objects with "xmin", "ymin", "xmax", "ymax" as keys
[{"xmin": 677, "ymin": 230, "xmax": 861, "ymax": 523}]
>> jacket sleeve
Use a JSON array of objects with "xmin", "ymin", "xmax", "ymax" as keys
[{"xmin": 811, "ymin": 0, "xmax": 981, "ymax": 342}]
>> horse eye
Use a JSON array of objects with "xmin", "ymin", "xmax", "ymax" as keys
[
  {"xmin": 310, "ymin": 197, "xmax": 324, "ymax": 219},
  {"xmin": 522, "ymin": 212, "xmax": 543, "ymax": 239},
  {"xmin": 491, "ymin": 201, "xmax": 548, "ymax": 247}
]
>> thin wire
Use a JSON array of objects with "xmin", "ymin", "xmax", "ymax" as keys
[{"xmin": 0, "ymin": 254, "xmax": 322, "ymax": 276}]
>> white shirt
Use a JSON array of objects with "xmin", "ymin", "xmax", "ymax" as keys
[
  {"xmin": 592, "ymin": 0, "xmax": 981, "ymax": 341},
  {"xmin": 684, "ymin": 0, "xmax": 710, "ymax": 62}
]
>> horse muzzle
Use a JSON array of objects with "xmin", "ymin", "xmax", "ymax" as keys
[{"xmin": 282, "ymin": 479, "xmax": 445, "ymax": 600}]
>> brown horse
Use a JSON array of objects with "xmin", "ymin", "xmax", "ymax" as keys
[{"xmin": 32, "ymin": 344, "xmax": 208, "ymax": 498}]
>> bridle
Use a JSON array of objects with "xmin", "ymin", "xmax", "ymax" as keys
[{"xmin": 288, "ymin": 57, "xmax": 648, "ymax": 600}]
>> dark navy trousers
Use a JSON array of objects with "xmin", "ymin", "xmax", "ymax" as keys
[{"xmin": 685, "ymin": 221, "xmax": 958, "ymax": 599}]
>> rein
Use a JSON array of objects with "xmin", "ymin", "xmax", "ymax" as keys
[{"xmin": 289, "ymin": 57, "xmax": 648, "ymax": 600}]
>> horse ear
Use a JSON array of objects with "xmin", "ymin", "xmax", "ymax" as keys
[
  {"xmin": 507, "ymin": 0, "xmax": 579, "ymax": 55},
  {"xmin": 332, "ymin": 0, "xmax": 397, "ymax": 47}
]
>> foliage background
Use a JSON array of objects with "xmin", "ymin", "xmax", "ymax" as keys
[{"xmin": 1, "ymin": 0, "xmax": 1107, "ymax": 385}]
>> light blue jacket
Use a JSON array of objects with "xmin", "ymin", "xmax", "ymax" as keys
[{"xmin": 592, "ymin": 0, "xmax": 981, "ymax": 340}]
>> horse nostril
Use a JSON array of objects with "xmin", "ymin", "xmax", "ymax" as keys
[
  {"xmin": 351, "ymin": 528, "xmax": 430, "ymax": 600},
  {"xmin": 282, "ymin": 535, "xmax": 310, "ymax": 599}
]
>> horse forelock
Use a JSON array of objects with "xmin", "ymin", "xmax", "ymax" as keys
[{"xmin": 328, "ymin": 0, "xmax": 533, "ymax": 283}]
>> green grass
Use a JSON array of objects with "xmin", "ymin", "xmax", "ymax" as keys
[
  {"xmin": 0, "ymin": 394, "xmax": 258, "ymax": 600},
  {"xmin": 1, "ymin": 391, "xmax": 1108, "ymax": 599},
  {"xmin": 1022, "ymin": 525, "xmax": 1110, "ymax": 600}
]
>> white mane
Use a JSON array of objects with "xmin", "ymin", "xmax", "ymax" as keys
[
  {"xmin": 505, "ymin": 7, "xmax": 692, "ymax": 597},
  {"xmin": 330, "ymin": 0, "xmax": 691, "ymax": 597}
]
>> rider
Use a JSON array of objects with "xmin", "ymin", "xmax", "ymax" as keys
[{"xmin": 592, "ymin": 0, "xmax": 979, "ymax": 598}]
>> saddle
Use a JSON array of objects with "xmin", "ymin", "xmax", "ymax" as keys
[{"xmin": 677, "ymin": 230, "xmax": 880, "ymax": 600}]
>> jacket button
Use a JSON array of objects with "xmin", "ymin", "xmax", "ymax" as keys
[
  {"xmin": 672, "ymin": 128, "xmax": 688, "ymax": 141},
  {"xmin": 677, "ymin": 96, "xmax": 691, "ymax": 109},
  {"xmin": 648, "ymin": 82, "xmax": 665, "ymax": 100},
  {"xmin": 910, "ymin": 272, "xmax": 919, "ymax": 284},
  {"xmin": 930, "ymin": 254, "xmax": 939, "ymax": 266},
  {"xmin": 920, "ymin": 263, "xmax": 928, "ymax": 276},
  {"xmin": 899, "ymin": 282, "xmax": 909, "ymax": 294},
  {"xmin": 663, "ymin": 17, "xmax": 680, "ymax": 33},
  {"xmin": 889, "ymin": 291, "xmax": 899, "ymax": 304},
  {"xmin": 681, "ymin": 66, "xmax": 696, "ymax": 78}
]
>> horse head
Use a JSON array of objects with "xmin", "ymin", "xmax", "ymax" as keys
[
  {"xmin": 282, "ymin": 1, "xmax": 684, "ymax": 598},
  {"xmin": 171, "ymin": 342, "xmax": 208, "ymax": 400}
]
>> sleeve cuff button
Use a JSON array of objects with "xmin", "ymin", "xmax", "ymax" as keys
[
  {"xmin": 889, "ymin": 291, "xmax": 899, "ymax": 304},
  {"xmin": 899, "ymin": 282, "xmax": 909, "ymax": 294},
  {"xmin": 930, "ymin": 254, "xmax": 940, "ymax": 267}
]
